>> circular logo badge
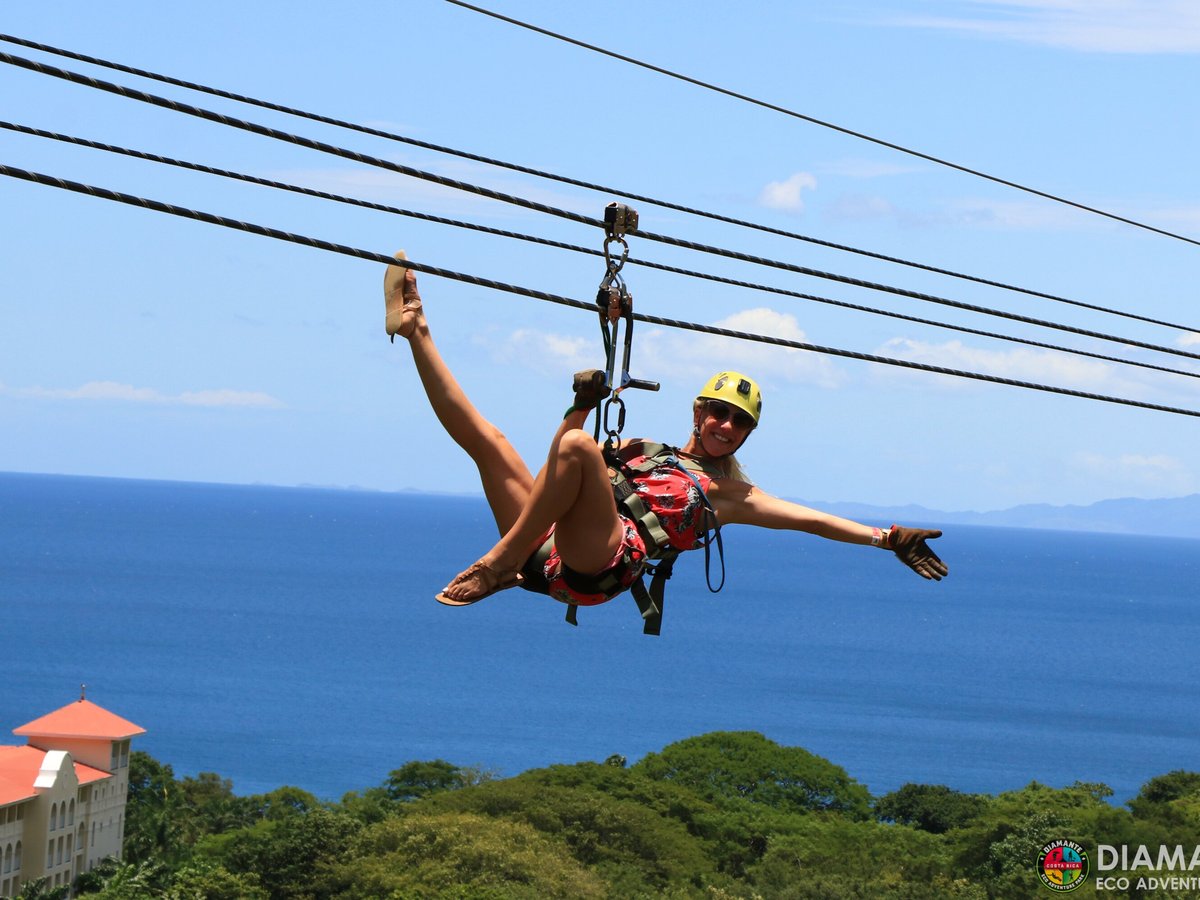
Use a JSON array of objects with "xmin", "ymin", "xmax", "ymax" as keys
[{"xmin": 1037, "ymin": 840, "xmax": 1089, "ymax": 892}]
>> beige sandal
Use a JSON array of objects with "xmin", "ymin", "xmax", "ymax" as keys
[
  {"xmin": 384, "ymin": 250, "xmax": 422, "ymax": 341},
  {"xmin": 435, "ymin": 561, "xmax": 524, "ymax": 607}
]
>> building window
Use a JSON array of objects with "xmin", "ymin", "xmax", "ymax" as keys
[
  {"xmin": 58, "ymin": 805, "xmax": 66, "ymax": 831},
  {"xmin": 13, "ymin": 841, "xmax": 20, "ymax": 871},
  {"xmin": 68, "ymin": 800, "xmax": 75, "ymax": 827},
  {"xmin": 48, "ymin": 803, "xmax": 57, "ymax": 832},
  {"xmin": 3, "ymin": 843, "xmax": 11, "ymax": 874}
]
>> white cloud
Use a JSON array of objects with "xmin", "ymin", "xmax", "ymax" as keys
[
  {"xmin": 175, "ymin": 389, "xmax": 284, "ymax": 408},
  {"xmin": 817, "ymin": 159, "xmax": 923, "ymax": 179},
  {"xmin": 1073, "ymin": 451, "xmax": 1195, "ymax": 493},
  {"xmin": 758, "ymin": 172, "xmax": 818, "ymax": 213},
  {"xmin": 823, "ymin": 192, "xmax": 1101, "ymax": 231},
  {"xmin": 0, "ymin": 380, "xmax": 284, "ymax": 408},
  {"xmin": 1147, "ymin": 206, "xmax": 1200, "ymax": 229},
  {"xmin": 875, "ymin": 337, "xmax": 1150, "ymax": 395},
  {"xmin": 883, "ymin": 0, "xmax": 1200, "ymax": 54},
  {"xmin": 1180, "ymin": 332, "xmax": 1200, "ymax": 347},
  {"xmin": 273, "ymin": 158, "xmax": 596, "ymax": 221},
  {"xmin": 481, "ymin": 308, "xmax": 844, "ymax": 390},
  {"xmin": 639, "ymin": 307, "xmax": 844, "ymax": 389},
  {"xmin": 825, "ymin": 193, "xmax": 900, "ymax": 223},
  {"xmin": 940, "ymin": 196, "xmax": 1097, "ymax": 230},
  {"xmin": 485, "ymin": 328, "xmax": 596, "ymax": 374}
]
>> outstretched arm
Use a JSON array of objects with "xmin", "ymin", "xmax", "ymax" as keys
[{"xmin": 709, "ymin": 481, "xmax": 948, "ymax": 580}]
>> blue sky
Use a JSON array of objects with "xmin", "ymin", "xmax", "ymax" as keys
[{"xmin": 2, "ymin": 0, "xmax": 1198, "ymax": 512}]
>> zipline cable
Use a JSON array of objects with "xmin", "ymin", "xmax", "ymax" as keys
[
  {"xmin": 3, "ymin": 49, "xmax": 1199, "ymax": 369},
  {"xmin": 4, "ymin": 161, "xmax": 1199, "ymax": 421},
  {"xmin": 7, "ymin": 119, "xmax": 1198, "ymax": 385},
  {"xmin": 0, "ymin": 32, "xmax": 1188, "ymax": 334},
  {"xmin": 444, "ymin": 0, "xmax": 1200, "ymax": 251}
]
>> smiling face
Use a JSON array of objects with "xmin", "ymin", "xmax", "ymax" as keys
[{"xmin": 691, "ymin": 399, "xmax": 755, "ymax": 457}]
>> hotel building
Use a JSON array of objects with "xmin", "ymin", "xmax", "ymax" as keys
[{"xmin": 0, "ymin": 696, "xmax": 144, "ymax": 897}]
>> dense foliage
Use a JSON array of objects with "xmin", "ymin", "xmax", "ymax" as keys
[{"xmin": 41, "ymin": 730, "xmax": 1200, "ymax": 899}]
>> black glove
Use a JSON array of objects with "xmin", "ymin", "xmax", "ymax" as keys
[
  {"xmin": 570, "ymin": 369, "xmax": 608, "ymax": 413},
  {"xmin": 888, "ymin": 525, "xmax": 948, "ymax": 581}
]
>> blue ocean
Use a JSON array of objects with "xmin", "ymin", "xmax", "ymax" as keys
[{"xmin": 1, "ymin": 472, "xmax": 1197, "ymax": 805}]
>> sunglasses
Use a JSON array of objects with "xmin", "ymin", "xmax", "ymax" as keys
[{"xmin": 704, "ymin": 400, "xmax": 756, "ymax": 430}]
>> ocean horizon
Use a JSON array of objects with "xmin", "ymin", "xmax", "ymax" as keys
[{"xmin": 2, "ymin": 471, "xmax": 1197, "ymax": 805}]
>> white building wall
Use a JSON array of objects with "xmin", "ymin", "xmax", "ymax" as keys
[
  {"xmin": 21, "ymin": 738, "xmax": 128, "ymax": 784},
  {"xmin": 33, "ymin": 752, "xmax": 84, "ymax": 894},
  {"xmin": 82, "ymin": 776, "xmax": 125, "ymax": 867},
  {"xmin": 1, "ymin": 802, "xmax": 28, "ymax": 899}
]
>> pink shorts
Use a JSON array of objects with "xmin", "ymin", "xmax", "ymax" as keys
[{"xmin": 539, "ymin": 516, "xmax": 648, "ymax": 606}]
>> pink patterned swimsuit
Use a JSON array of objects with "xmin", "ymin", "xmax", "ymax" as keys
[{"xmin": 534, "ymin": 445, "xmax": 716, "ymax": 607}]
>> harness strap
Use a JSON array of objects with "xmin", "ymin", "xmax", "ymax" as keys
[
  {"xmin": 630, "ymin": 554, "xmax": 677, "ymax": 635},
  {"xmin": 671, "ymin": 460, "xmax": 726, "ymax": 593},
  {"xmin": 612, "ymin": 478, "xmax": 672, "ymax": 552}
]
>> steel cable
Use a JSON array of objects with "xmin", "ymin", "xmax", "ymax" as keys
[
  {"xmin": 0, "ymin": 31, "xmax": 1189, "ymax": 333},
  {"xmin": 4, "ymin": 161, "xmax": 1199, "ymax": 421},
  {"xmin": 6, "ymin": 119, "xmax": 1198, "ymax": 384},
  {"xmin": 3, "ymin": 49, "xmax": 1199, "ymax": 369},
  {"xmin": 445, "ymin": 0, "xmax": 1200, "ymax": 251}
]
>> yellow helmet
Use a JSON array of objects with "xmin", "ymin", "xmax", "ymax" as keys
[{"xmin": 697, "ymin": 371, "xmax": 762, "ymax": 426}]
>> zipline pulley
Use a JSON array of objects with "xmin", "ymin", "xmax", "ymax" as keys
[{"xmin": 595, "ymin": 202, "xmax": 658, "ymax": 451}]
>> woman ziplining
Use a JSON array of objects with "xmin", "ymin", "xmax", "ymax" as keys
[{"xmin": 384, "ymin": 251, "xmax": 947, "ymax": 629}]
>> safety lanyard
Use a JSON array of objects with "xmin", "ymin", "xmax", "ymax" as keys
[{"xmin": 593, "ymin": 202, "xmax": 658, "ymax": 451}]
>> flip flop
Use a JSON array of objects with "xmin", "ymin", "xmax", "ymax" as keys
[
  {"xmin": 435, "ymin": 561, "xmax": 524, "ymax": 607},
  {"xmin": 384, "ymin": 250, "xmax": 421, "ymax": 341}
]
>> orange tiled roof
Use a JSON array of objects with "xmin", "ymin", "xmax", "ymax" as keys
[
  {"xmin": 73, "ymin": 759, "xmax": 113, "ymax": 786},
  {"xmin": 0, "ymin": 767, "xmax": 36, "ymax": 806},
  {"xmin": 0, "ymin": 746, "xmax": 46, "ymax": 803},
  {"xmin": 0, "ymin": 745, "xmax": 112, "ymax": 804},
  {"xmin": 13, "ymin": 699, "xmax": 145, "ymax": 741}
]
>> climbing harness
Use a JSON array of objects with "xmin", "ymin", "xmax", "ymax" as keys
[
  {"xmin": 522, "ymin": 440, "xmax": 726, "ymax": 636},
  {"xmin": 596, "ymin": 441, "xmax": 726, "ymax": 635}
]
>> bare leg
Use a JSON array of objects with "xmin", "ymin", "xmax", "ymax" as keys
[
  {"xmin": 437, "ymin": 412, "xmax": 625, "ymax": 604},
  {"xmin": 392, "ymin": 263, "xmax": 533, "ymax": 535},
  {"xmin": 389, "ymin": 261, "xmax": 623, "ymax": 605}
]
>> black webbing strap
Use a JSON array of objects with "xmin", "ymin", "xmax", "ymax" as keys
[{"xmin": 629, "ymin": 555, "xmax": 677, "ymax": 636}]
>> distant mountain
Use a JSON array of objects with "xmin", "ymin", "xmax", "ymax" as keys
[{"xmin": 803, "ymin": 494, "xmax": 1200, "ymax": 540}]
